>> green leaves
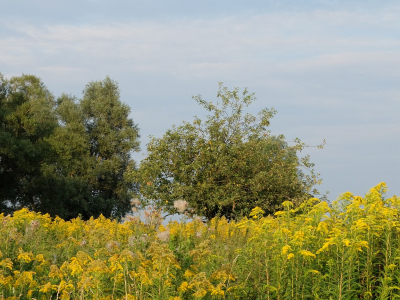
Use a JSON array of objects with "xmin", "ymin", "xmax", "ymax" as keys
[
  {"xmin": 0, "ymin": 74, "xmax": 321, "ymax": 222},
  {"xmin": 0, "ymin": 74, "xmax": 57, "ymax": 213},
  {"xmin": 137, "ymin": 83, "xmax": 321, "ymax": 220},
  {"xmin": 0, "ymin": 75, "xmax": 140, "ymax": 220}
]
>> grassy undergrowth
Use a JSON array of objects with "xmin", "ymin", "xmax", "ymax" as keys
[{"xmin": 1, "ymin": 183, "xmax": 399, "ymax": 299}]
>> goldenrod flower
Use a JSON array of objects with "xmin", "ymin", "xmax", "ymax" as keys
[
  {"xmin": 17, "ymin": 251, "xmax": 33, "ymax": 264},
  {"xmin": 300, "ymin": 250, "xmax": 316, "ymax": 258},
  {"xmin": 184, "ymin": 269, "xmax": 195, "ymax": 278},
  {"xmin": 178, "ymin": 281, "xmax": 189, "ymax": 292},
  {"xmin": 287, "ymin": 253, "xmax": 295, "ymax": 260},
  {"xmin": 211, "ymin": 283, "xmax": 225, "ymax": 296},
  {"xmin": 250, "ymin": 206, "xmax": 265, "ymax": 219},
  {"xmin": 355, "ymin": 240, "xmax": 369, "ymax": 252},
  {"xmin": 193, "ymin": 288, "xmax": 207, "ymax": 298},
  {"xmin": 282, "ymin": 245, "xmax": 292, "ymax": 255}
]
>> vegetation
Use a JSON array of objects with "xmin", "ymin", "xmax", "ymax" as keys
[
  {"xmin": 2, "ymin": 73, "xmax": 397, "ymax": 299},
  {"xmin": 136, "ymin": 83, "xmax": 322, "ymax": 220},
  {"xmin": 1, "ymin": 75, "xmax": 321, "ymax": 221},
  {"xmin": 0, "ymin": 183, "xmax": 399, "ymax": 299},
  {"xmin": 0, "ymin": 74, "xmax": 140, "ymax": 220}
]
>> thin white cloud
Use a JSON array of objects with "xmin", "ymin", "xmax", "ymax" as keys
[
  {"xmin": 1, "ymin": 10, "xmax": 398, "ymax": 115},
  {"xmin": 2, "ymin": 9, "xmax": 400, "ymax": 69}
]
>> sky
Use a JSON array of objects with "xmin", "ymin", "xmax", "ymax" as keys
[{"xmin": 1, "ymin": 0, "xmax": 399, "ymax": 201}]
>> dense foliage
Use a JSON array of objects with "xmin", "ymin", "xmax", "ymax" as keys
[
  {"xmin": 0, "ymin": 184, "xmax": 399, "ymax": 299},
  {"xmin": 0, "ymin": 74, "xmax": 139, "ymax": 220},
  {"xmin": 136, "ymin": 83, "xmax": 322, "ymax": 220}
]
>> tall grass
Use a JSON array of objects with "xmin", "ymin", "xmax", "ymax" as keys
[{"xmin": 0, "ymin": 183, "xmax": 399, "ymax": 299}]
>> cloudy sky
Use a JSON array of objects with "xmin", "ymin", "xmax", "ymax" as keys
[{"xmin": 1, "ymin": 0, "xmax": 399, "ymax": 200}]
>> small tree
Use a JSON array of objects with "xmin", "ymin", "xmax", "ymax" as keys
[{"xmin": 136, "ymin": 83, "xmax": 322, "ymax": 220}]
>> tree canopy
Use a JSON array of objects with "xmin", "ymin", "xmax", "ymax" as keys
[
  {"xmin": 1, "ymin": 74, "xmax": 322, "ymax": 221},
  {"xmin": 135, "ymin": 83, "xmax": 322, "ymax": 220},
  {"xmin": 0, "ymin": 74, "xmax": 140, "ymax": 220},
  {"xmin": 0, "ymin": 74, "xmax": 58, "ymax": 214}
]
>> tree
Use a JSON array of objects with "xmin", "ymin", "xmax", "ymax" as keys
[
  {"xmin": 78, "ymin": 77, "xmax": 140, "ymax": 219},
  {"xmin": 0, "ymin": 74, "xmax": 140, "ymax": 220},
  {"xmin": 136, "ymin": 83, "xmax": 322, "ymax": 220},
  {"xmin": 42, "ymin": 77, "xmax": 140, "ymax": 220},
  {"xmin": 0, "ymin": 74, "xmax": 58, "ymax": 214},
  {"xmin": 40, "ymin": 94, "xmax": 96, "ymax": 219}
]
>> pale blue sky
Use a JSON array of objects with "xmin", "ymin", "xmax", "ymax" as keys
[{"xmin": 1, "ymin": 0, "xmax": 399, "ymax": 200}]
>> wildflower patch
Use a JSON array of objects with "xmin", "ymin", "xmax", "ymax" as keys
[{"xmin": 0, "ymin": 183, "xmax": 399, "ymax": 299}]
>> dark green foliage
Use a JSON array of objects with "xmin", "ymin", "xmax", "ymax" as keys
[
  {"xmin": 136, "ymin": 83, "xmax": 321, "ymax": 219},
  {"xmin": 0, "ymin": 74, "xmax": 58, "ymax": 214},
  {"xmin": 0, "ymin": 74, "xmax": 140, "ymax": 220},
  {"xmin": 79, "ymin": 77, "xmax": 140, "ymax": 219}
]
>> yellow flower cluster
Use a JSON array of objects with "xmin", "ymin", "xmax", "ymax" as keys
[{"xmin": 0, "ymin": 183, "xmax": 399, "ymax": 299}]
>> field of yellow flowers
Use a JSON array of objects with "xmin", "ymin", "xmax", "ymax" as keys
[{"xmin": 1, "ymin": 183, "xmax": 400, "ymax": 299}]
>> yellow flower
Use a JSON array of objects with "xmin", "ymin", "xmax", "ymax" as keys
[
  {"xmin": 355, "ymin": 240, "xmax": 369, "ymax": 252},
  {"xmin": 282, "ymin": 201, "xmax": 293, "ymax": 208},
  {"xmin": 317, "ymin": 238, "xmax": 334, "ymax": 254},
  {"xmin": 316, "ymin": 222, "xmax": 329, "ymax": 234},
  {"xmin": 178, "ymin": 281, "xmax": 189, "ymax": 293},
  {"xmin": 292, "ymin": 230, "xmax": 305, "ymax": 245},
  {"xmin": 27, "ymin": 290, "xmax": 34, "ymax": 298},
  {"xmin": 211, "ymin": 283, "xmax": 225, "ymax": 297},
  {"xmin": 60, "ymin": 289, "xmax": 71, "ymax": 300},
  {"xmin": 193, "ymin": 288, "xmax": 207, "ymax": 298},
  {"xmin": 287, "ymin": 253, "xmax": 295, "ymax": 260},
  {"xmin": 249, "ymin": 206, "xmax": 265, "ymax": 219},
  {"xmin": 136, "ymin": 267, "xmax": 153, "ymax": 286},
  {"xmin": 300, "ymin": 250, "xmax": 316, "ymax": 258},
  {"xmin": 353, "ymin": 219, "xmax": 369, "ymax": 230},
  {"xmin": 49, "ymin": 265, "xmax": 63, "ymax": 280},
  {"xmin": 39, "ymin": 282, "xmax": 53, "ymax": 293},
  {"xmin": 0, "ymin": 258, "xmax": 13, "ymax": 270},
  {"xmin": 184, "ymin": 269, "xmax": 195, "ymax": 278},
  {"xmin": 35, "ymin": 254, "xmax": 46, "ymax": 264},
  {"xmin": 304, "ymin": 217, "xmax": 313, "ymax": 223},
  {"xmin": 281, "ymin": 245, "xmax": 292, "ymax": 255},
  {"xmin": 17, "ymin": 250, "xmax": 33, "ymax": 264}
]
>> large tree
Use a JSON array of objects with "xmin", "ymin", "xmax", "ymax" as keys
[
  {"xmin": 135, "ymin": 83, "xmax": 322, "ymax": 220},
  {"xmin": 40, "ymin": 94, "xmax": 96, "ymax": 219},
  {"xmin": 0, "ymin": 74, "xmax": 140, "ymax": 220},
  {"xmin": 0, "ymin": 74, "xmax": 58, "ymax": 214},
  {"xmin": 42, "ymin": 77, "xmax": 140, "ymax": 220},
  {"xmin": 79, "ymin": 77, "xmax": 140, "ymax": 219}
]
